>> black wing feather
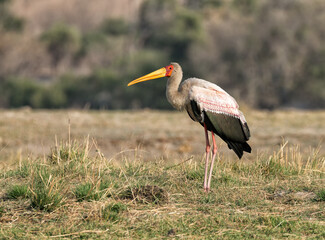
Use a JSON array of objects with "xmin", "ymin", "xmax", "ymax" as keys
[
  {"xmin": 204, "ymin": 111, "xmax": 251, "ymax": 159},
  {"xmin": 188, "ymin": 100, "xmax": 251, "ymax": 159}
]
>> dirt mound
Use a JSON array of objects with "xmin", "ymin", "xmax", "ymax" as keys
[{"xmin": 120, "ymin": 185, "xmax": 168, "ymax": 204}]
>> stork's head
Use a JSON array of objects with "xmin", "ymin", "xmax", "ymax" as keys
[{"xmin": 127, "ymin": 62, "xmax": 180, "ymax": 86}]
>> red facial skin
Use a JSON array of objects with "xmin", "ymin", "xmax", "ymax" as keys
[{"xmin": 165, "ymin": 65, "xmax": 174, "ymax": 77}]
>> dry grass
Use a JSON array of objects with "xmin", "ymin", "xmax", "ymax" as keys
[
  {"xmin": 0, "ymin": 108, "xmax": 323, "ymax": 164},
  {"xmin": 0, "ymin": 109, "xmax": 324, "ymax": 239}
]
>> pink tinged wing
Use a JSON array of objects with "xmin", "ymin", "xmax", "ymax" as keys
[{"xmin": 190, "ymin": 86, "xmax": 245, "ymax": 122}]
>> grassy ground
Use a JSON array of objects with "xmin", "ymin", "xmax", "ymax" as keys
[{"xmin": 0, "ymin": 109, "xmax": 324, "ymax": 239}]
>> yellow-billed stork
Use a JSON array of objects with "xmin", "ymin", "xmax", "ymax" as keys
[{"xmin": 128, "ymin": 62, "xmax": 251, "ymax": 192}]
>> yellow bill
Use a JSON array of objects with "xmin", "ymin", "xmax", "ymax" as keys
[{"xmin": 127, "ymin": 67, "xmax": 167, "ymax": 86}]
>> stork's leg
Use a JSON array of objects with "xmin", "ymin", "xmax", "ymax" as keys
[
  {"xmin": 203, "ymin": 123, "xmax": 210, "ymax": 192},
  {"xmin": 207, "ymin": 131, "xmax": 217, "ymax": 191}
]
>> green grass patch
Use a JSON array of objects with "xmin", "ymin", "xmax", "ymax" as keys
[
  {"xmin": 1, "ymin": 162, "xmax": 31, "ymax": 179},
  {"xmin": 0, "ymin": 206, "xmax": 4, "ymax": 217},
  {"xmin": 259, "ymin": 156, "xmax": 299, "ymax": 178},
  {"xmin": 314, "ymin": 189, "xmax": 325, "ymax": 202},
  {"xmin": 74, "ymin": 180, "xmax": 111, "ymax": 201},
  {"xmin": 0, "ymin": 139, "xmax": 324, "ymax": 239},
  {"xmin": 102, "ymin": 202, "xmax": 127, "ymax": 221},
  {"xmin": 185, "ymin": 169, "xmax": 203, "ymax": 180},
  {"xmin": 48, "ymin": 140, "xmax": 89, "ymax": 164},
  {"xmin": 6, "ymin": 184, "xmax": 30, "ymax": 199},
  {"xmin": 29, "ymin": 166, "xmax": 64, "ymax": 211}
]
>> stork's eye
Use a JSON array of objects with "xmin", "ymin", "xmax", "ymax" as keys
[{"xmin": 169, "ymin": 67, "xmax": 172, "ymax": 70}]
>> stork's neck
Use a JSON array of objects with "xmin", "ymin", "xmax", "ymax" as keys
[{"xmin": 166, "ymin": 68, "xmax": 186, "ymax": 110}]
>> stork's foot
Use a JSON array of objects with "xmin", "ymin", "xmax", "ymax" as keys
[{"xmin": 204, "ymin": 187, "xmax": 210, "ymax": 193}]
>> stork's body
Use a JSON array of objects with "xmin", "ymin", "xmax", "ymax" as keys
[{"xmin": 128, "ymin": 62, "xmax": 251, "ymax": 192}]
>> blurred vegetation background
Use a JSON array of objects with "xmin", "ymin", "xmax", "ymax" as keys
[{"xmin": 0, "ymin": 0, "xmax": 324, "ymax": 110}]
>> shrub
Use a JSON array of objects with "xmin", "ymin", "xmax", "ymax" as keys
[
  {"xmin": 101, "ymin": 18, "xmax": 129, "ymax": 36},
  {"xmin": 2, "ymin": 77, "xmax": 41, "ymax": 108},
  {"xmin": 41, "ymin": 22, "xmax": 81, "ymax": 67}
]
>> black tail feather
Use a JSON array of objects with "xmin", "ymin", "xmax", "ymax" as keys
[{"xmin": 227, "ymin": 141, "xmax": 251, "ymax": 159}]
